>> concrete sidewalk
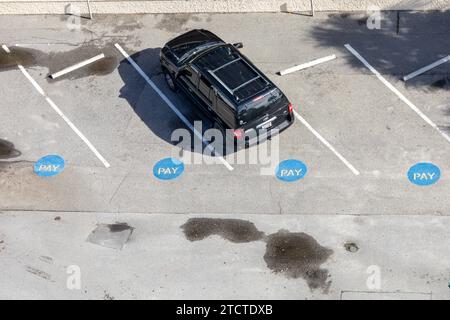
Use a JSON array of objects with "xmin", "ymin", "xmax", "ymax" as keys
[
  {"xmin": 0, "ymin": 0, "xmax": 449, "ymax": 15},
  {"xmin": 0, "ymin": 211, "xmax": 448, "ymax": 299}
]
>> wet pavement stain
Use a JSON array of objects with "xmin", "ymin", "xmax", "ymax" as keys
[
  {"xmin": 107, "ymin": 222, "xmax": 134, "ymax": 233},
  {"xmin": 85, "ymin": 57, "xmax": 118, "ymax": 76},
  {"xmin": 0, "ymin": 139, "xmax": 21, "ymax": 159},
  {"xmin": 0, "ymin": 44, "xmax": 119, "ymax": 80},
  {"xmin": 181, "ymin": 218, "xmax": 333, "ymax": 292},
  {"xmin": 45, "ymin": 45, "xmax": 120, "ymax": 81},
  {"xmin": 264, "ymin": 230, "xmax": 333, "ymax": 291},
  {"xmin": 0, "ymin": 139, "xmax": 27, "ymax": 175},
  {"xmin": 0, "ymin": 47, "xmax": 38, "ymax": 71},
  {"xmin": 181, "ymin": 218, "xmax": 265, "ymax": 243}
]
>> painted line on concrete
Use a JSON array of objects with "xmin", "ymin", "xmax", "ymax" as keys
[
  {"xmin": 279, "ymin": 54, "xmax": 336, "ymax": 76},
  {"xmin": 2, "ymin": 45, "xmax": 111, "ymax": 168},
  {"xmin": 114, "ymin": 43, "xmax": 234, "ymax": 171},
  {"xmin": 2, "ymin": 44, "xmax": 11, "ymax": 53},
  {"xmin": 345, "ymin": 44, "xmax": 450, "ymax": 144},
  {"xmin": 17, "ymin": 65, "xmax": 45, "ymax": 96},
  {"xmin": 293, "ymin": 110, "xmax": 360, "ymax": 176},
  {"xmin": 49, "ymin": 53, "xmax": 105, "ymax": 79},
  {"xmin": 403, "ymin": 55, "xmax": 450, "ymax": 81}
]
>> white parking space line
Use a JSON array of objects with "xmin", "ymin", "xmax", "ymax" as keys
[
  {"xmin": 2, "ymin": 44, "xmax": 10, "ymax": 53},
  {"xmin": 114, "ymin": 43, "xmax": 234, "ymax": 171},
  {"xmin": 17, "ymin": 65, "xmax": 45, "ymax": 96},
  {"xmin": 279, "ymin": 54, "xmax": 336, "ymax": 76},
  {"xmin": 293, "ymin": 111, "xmax": 360, "ymax": 176},
  {"xmin": 403, "ymin": 55, "xmax": 450, "ymax": 81},
  {"xmin": 2, "ymin": 45, "xmax": 111, "ymax": 168},
  {"xmin": 345, "ymin": 44, "xmax": 450, "ymax": 144},
  {"xmin": 50, "ymin": 53, "xmax": 105, "ymax": 79}
]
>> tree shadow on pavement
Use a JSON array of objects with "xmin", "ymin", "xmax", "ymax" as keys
[
  {"xmin": 310, "ymin": 10, "xmax": 450, "ymax": 133},
  {"xmin": 311, "ymin": 10, "xmax": 450, "ymax": 90}
]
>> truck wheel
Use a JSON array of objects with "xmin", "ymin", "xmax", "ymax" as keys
[{"xmin": 163, "ymin": 70, "xmax": 177, "ymax": 91}]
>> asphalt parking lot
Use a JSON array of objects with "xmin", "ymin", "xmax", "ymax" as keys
[{"xmin": 0, "ymin": 12, "xmax": 449, "ymax": 299}]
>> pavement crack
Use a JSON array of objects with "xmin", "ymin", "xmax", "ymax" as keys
[
  {"xmin": 268, "ymin": 180, "xmax": 283, "ymax": 215},
  {"xmin": 108, "ymin": 171, "xmax": 130, "ymax": 205}
]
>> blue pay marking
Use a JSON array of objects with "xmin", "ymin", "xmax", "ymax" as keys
[
  {"xmin": 275, "ymin": 159, "xmax": 307, "ymax": 182},
  {"xmin": 407, "ymin": 162, "xmax": 441, "ymax": 186},
  {"xmin": 34, "ymin": 155, "xmax": 65, "ymax": 177},
  {"xmin": 153, "ymin": 158, "xmax": 184, "ymax": 180}
]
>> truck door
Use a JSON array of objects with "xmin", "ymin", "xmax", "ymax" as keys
[{"xmin": 213, "ymin": 90, "xmax": 237, "ymax": 129}]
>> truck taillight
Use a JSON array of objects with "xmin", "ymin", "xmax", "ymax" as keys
[
  {"xmin": 288, "ymin": 103, "xmax": 294, "ymax": 114},
  {"xmin": 233, "ymin": 129, "xmax": 244, "ymax": 139}
]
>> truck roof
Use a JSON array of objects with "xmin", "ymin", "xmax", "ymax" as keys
[{"xmin": 193, "ymin": 44, "xmax": 272, "ymax": 104}]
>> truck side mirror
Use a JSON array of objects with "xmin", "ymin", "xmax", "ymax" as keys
[{"xmin": 232, "ymin": 42, "xmax": 244, "ymax": 49}]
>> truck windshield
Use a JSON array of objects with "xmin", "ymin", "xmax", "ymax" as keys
[{"xmin": 178, "ymin": 42, "xmax": 221, "ymax": 62}]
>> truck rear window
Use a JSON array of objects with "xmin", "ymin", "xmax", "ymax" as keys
[{"xmin": 238, "ymin": 88, "xmax": 285, "ymax": 122}]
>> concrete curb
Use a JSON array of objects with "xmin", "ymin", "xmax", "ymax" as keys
[{"xmin": 0, "ymin": 0, "xmax": 449, "ymax": 15}]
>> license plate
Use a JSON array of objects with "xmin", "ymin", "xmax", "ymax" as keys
[{"xmin": 261, "ymin": 122, "xmax": 272, "ymax": 130}]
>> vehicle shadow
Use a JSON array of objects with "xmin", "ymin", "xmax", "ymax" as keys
[{"xmin": 117, "ymin": 47, "xmax": 245, "ymax": 157}]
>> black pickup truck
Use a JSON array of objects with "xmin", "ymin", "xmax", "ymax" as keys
[{"xmin": 160, "ymin": 29, "xmax": 294, "ymax": 146}]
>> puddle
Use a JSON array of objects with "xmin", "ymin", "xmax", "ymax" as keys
[
  {"xmin": 181, "ymin": 218, "xmax": 265, "ymax": 243},
  {"xmin": 0, "ymin": 44, "xmax": 119, "ymax": 80},
  {"xmin": 0, "ymin": 47, "xmax": 38, "ymax": 71},
  {"xmin": 181, "ymin": 218, "xmax": 333, "ymax": 292},
  {"xmin": 45, "ymin": 45, "xmax": 119, "ymax": 81},
  {"xmin": 84, "ymin": 57, "xmax": 118, "ymax": 76},
  {"xmin": 0, "ymin": 139, "xmax": 26, "ymax": 174},
  {"xmin": 0, "ymin": 139, "xmax": 21, "ymax": 159},
  {"xmin": 87, "ymin": 222, "xmax": 134, "ymax": 250},
  {"xmin": 264, "ymin": 230, "xmax": 333, "ymax": 291}
]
